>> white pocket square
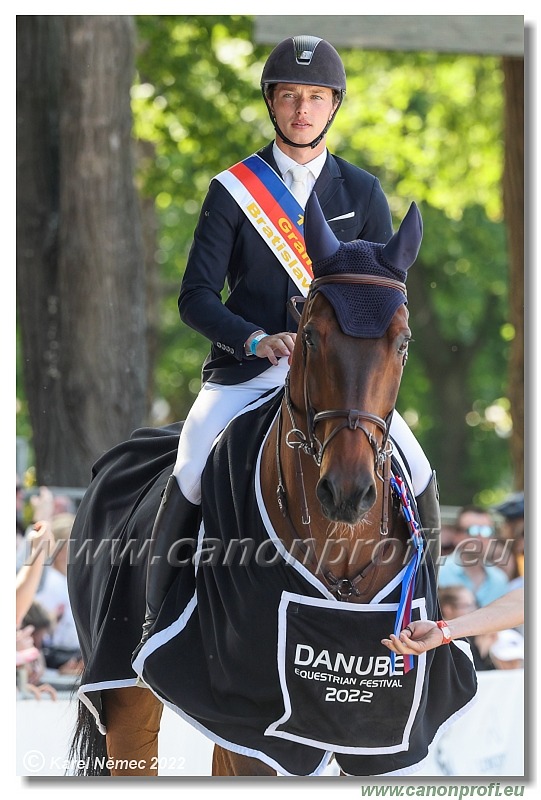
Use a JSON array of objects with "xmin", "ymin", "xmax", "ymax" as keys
[{"xmin": 327, "ymin": 211, "xmax": 355, "ymax": 222}]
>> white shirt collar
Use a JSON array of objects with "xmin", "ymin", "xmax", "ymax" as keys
[{"xmin": 272, "ymin": 142, "xmax": 327, "ymax": 184}]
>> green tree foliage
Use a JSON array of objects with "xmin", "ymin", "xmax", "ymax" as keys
[
  {"xmin": 130, "ymin": 17, "xmax": 511, "ymax": 505},
  {"xmin": 398, "ymin": 204, "xmax": 510, "ymax": 504},
  {"xmin": 334, "ymin": 50, "xmax": 504, "ymax": 221},
  {"xmin": 132, "ymin": 16, "xmax": 272, "ymax": 419},
  {"xmin": 330, "ymin": 51, "xmax": 511, "ymax": 504}
]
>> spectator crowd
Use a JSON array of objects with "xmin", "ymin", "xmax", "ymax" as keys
[
  {"xmin": 16, "ymin": 483, "xmax": 83, "ymax": 700},
  {"xmin": 435, "ymin": 491, "xmax": 525, "ymax": 671}
]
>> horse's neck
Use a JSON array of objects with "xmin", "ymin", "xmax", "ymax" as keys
[{"xmin": 260, "ymin": 406, "xmax": 409, "ymax": 601}]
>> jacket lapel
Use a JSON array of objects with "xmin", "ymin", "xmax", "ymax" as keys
[
  {"xmin": 313, "ymin": 153, "xmax": 343, "ymax": 209},
  {"xmin": 257, "ymin": 144, "xmax": 343, "ymax": 215}
]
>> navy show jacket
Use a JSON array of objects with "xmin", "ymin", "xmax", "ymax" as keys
[{"xmin": 178, "ymin": 142, "xmax": 393, "ymax": 386}]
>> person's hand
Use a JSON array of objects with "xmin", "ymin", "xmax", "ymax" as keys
[
  {"xmin": 25, "ymin": 682, "xmax": 58, "ymax": 701},
  {"xmin": 16, "ymin": 625, "xmax": 36, "ymax": 652},
  {"xmin": 30, "ymin": 486, "xmax": 55, "ymax": 523},
  {"xmin": 16, "ymin": 626, "xmax": 43, "ymax": 673},
  {"xmin": 253, "ymin": 332, "xmax": 297, "ymax": 366},
  {"xmin": 381, "ymin": 620, "xmax": 445, "ymax": 655},
  {"xmin": 26, "ymin": 519, "xmax": 55, "ymax": 555},
  {"xmin": 16, "ymin": 647, "xmax": 41, "ymax": 667}
]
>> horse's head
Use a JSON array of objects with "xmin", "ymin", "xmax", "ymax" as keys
[{"xmin": 288, "ymin": 194, "xmax": 423, "ymax": 525}]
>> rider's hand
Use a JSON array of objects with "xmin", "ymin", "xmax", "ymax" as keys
[{"xmin": 250, "ymin": 332, "xmax": 297, "ymax": 366}]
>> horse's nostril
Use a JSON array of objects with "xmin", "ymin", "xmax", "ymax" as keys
[
  {"xmin": 362, "ymin": 482, "xmax": 377, "ymax": 509},
  {"xmin": 317, "ymin": 475, "xmax": 376, "ymax": 522},
  {"xmin": 316, "ymin": 476, "xmax": 335, "ymax": 508}
]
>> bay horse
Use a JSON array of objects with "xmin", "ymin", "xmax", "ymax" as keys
[{"xmin": 67, "ymin": 196, "xmax": 476, "ymax": 777}]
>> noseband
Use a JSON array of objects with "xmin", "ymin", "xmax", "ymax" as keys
[{"xmin": 276, "ymin": 273, "xmax": 408, "ymax": 597}]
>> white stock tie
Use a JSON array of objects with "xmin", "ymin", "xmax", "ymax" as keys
[{"xmin": 288, "ymin": 164, "xmax": 310, "ymax": 207}]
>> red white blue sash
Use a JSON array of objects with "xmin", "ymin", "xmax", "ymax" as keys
[{"xmin": 214, "ymin": 154, "xmax": 314, "ymax": 297}]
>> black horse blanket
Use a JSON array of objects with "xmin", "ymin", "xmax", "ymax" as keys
[{"xmin": 70, "ymin": 390, "xmax": 477, "ymax": 777}]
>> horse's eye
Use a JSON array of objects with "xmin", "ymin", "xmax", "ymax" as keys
[
  {"xmin": 398, "ymin": 337, "xmax": 413, "ymax": 355},
  {"xmin": 302, "ymin": 328, "xmax": 314, "ymax": 348}
]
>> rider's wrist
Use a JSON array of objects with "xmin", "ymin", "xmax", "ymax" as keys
[{"xmin": 245, "ymin": 331, "xmax": 266, "ymax": 357}]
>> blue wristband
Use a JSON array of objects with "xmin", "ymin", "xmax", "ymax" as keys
[{"xmin": 250, "ymin": 333, "xmax": 267, "ymax": 355}]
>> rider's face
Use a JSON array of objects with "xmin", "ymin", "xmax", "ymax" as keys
[{"xmin": 268, "ymin": 83, "xmax": 338, "ymax": 154}]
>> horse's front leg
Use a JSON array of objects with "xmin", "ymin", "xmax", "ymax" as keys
[
  {"xmin": 103, "ymin": 686, "xmax": 163, "ymax": 776},
  {"xmin": 212, "ymin": 744, "xmax": 276, "ymax": 776}
]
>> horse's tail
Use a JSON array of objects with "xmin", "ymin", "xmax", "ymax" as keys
[{"xmin": 67, "ymin": 689, "xmax": 111, "ymax": 776}]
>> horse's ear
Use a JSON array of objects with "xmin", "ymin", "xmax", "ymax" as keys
[
  {"xmin": 381, "ymin": 202, "xmax": 423, "ymax": 272},
  {"xmin": 304, "ymin": 192, "xmax": 340, "ymax": 263}
]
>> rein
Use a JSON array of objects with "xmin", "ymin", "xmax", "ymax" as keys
[{"xmin": 276, "ymin": 272, "xmax": 407, "ymax": 601}]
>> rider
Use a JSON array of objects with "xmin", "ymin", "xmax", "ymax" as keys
[{"xmin": 135, "ymin": 35, "xmax": 440, "ymax": 654}]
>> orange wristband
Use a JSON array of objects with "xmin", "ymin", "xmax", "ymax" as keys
[{"xmin": 436, "ymin": 619, "xmax": 452, "ymax": 644}]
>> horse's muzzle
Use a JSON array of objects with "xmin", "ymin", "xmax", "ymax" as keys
[{"xmin": 316, "ymin": 475, "xmax": 377, "ymax": 524}]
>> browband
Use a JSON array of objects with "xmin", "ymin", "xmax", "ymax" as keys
[{"xmin": 309, "ymin": 273, "xmax": 407, "ymax": 298}]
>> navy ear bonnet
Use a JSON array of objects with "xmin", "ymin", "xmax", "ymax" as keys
[{"xmin": 304, "ymin": 193, "xmax": 423, "ymax": 338}]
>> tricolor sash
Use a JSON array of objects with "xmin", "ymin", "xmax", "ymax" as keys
[{"xmin": 215, "ymin": 154, "xmax": 314, "ymax": 297}]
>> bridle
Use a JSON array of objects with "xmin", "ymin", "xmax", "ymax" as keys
[{"xmin": 276, "ymin": 273, "xmax": 408, "ymax": 599}]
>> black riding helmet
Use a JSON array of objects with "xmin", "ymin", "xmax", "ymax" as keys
[{"xmin": 261, "ymin": 35, "xmax": 346, "ymax": 150}]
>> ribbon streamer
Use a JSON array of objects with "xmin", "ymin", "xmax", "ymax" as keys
[{"xmin": 389, "ymin": 474, "xmax": 424, "ymax": 674}]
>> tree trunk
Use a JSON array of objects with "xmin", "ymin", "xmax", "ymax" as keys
[
  {"xmin": 502, "ymin": 56, "xmax": 524, "ymax": 491},
  {"xmin": 17, "ymin": 16, "xmax": 149, "ymax": 487}
]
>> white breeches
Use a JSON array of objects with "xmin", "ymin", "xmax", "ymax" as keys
[
  {"xmin": 173, "ymin": 358, "xmax": 432, "ymax": 504},
  {"xmin": 174, "ymin": 359, "xmax": 290, "ymax": 504}
]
